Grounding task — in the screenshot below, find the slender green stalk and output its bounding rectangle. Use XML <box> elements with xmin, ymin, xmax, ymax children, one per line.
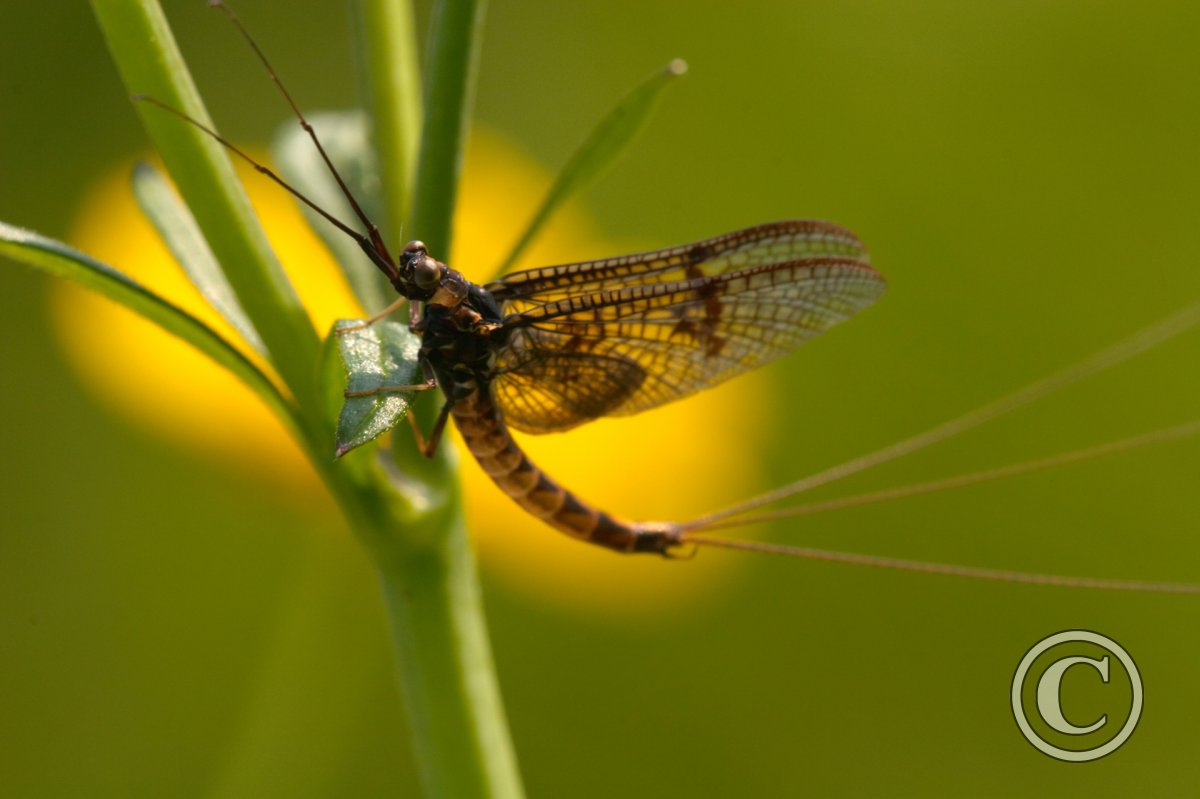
<box><xmin>359</xmin><ymin>0</ymin><xmax>423</xmax><ymax>240</ymax></box>
<box><xmin>407</xmin><ymin>0</ymin><xmax>488</xmax><ymax>262</ymax></box>
<box><xmin>378</xmin><ymin>504</ymin><xmax>526</xmax><ymax>799</ymax></box>
<box><xmin>88</xmin><ymin>1</ymin><xmax>523</xmax><ymax>797</ymax></box>
<box><xmin>388</xmin><ymin>0</ymin><xmax>486</xmax><ymax>471</ymax></box>
<box><xmin>90</xmin><ymin>0</ymin><xmax>323</xmax><ymax>413</ymax></box>
<box><xmin>362</xmin><ymin>1</ymin><xmax>524</xmax><ymax>795</ymax></box>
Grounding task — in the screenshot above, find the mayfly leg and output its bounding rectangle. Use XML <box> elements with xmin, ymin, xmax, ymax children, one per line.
<box><xmin>342</xmin><ymin>376</ymin><xmax>447</xmax><ymax>458</ymax></box>
<box><xmin>335</xmin><ymin>295</ymin><xmax>410</xmax><ymax>336</ymax></box>
<box><xmin>343</xmin><ymin>380</ymin><xmax>437</xmax><ymax>398</ymax></box>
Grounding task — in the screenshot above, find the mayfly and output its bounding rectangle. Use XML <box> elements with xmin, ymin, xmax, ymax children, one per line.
<box><xmin>142</xmin><ymin>3</ymin><xmax>1200</xmax><ymax>588</ymax></box>
<box><xmin>144</xmin><ymin>3</ymin><xmax>881</xmax><ymax>557</ymax></box>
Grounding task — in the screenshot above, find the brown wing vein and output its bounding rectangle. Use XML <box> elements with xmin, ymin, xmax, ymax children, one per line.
<box><xmin>488</xmin><ymin>219</ymin><xmax>869</xmax><ymax>305</ymax></box>
<box><xmin>490</xmin><ymin>251</ymin><xmax>885</xmax><ymax>434</ymax></box>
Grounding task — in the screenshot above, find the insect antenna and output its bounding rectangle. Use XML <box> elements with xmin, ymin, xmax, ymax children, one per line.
<box><xmin>132</xmin><ymin>94</ymin><xmax>400</xmax><ymax>285</ymax></box>
<box><xmin>207</xmin><ymin>1</ymin><xmax>397</xmax><ymax>269</ymax></box>
<box><xmin>135</xmin><ymin>1</ymin><xmax>401</xmax><ymax>285</ymax></box>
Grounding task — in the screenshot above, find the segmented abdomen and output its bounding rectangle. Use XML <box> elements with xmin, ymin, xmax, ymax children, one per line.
<box><xmin>451</xmin><ymin>386</ymin><xmax>677</xmax><ymax>554</ymax></box>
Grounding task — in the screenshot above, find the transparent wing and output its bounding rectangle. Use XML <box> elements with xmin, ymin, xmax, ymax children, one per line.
<box><xmin>487</xmin><ymin>219</ymin><xmax>869</xmax><ymax>305</ymax></box>
<box><xmin>490</xmin><ymin>233</ymin><xmax>885</xmax><ymax>434</ymax></box>
<box><xmin>491</xmin><ymin>349</ymin><xmax>648</xmax><ymax>433</ymax></box>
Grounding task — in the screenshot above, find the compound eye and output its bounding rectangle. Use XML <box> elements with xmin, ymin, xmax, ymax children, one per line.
<box><xmin>412</xmin><ymin>254</ymin><xmax>441</xmax><ymax>291</ymax></box>
<box><xmin>402</xmin><ymin>240</ymin><xmax>427</xmax><ymax>257</ymax></box>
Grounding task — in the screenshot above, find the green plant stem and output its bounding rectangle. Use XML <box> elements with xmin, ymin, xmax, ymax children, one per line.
<box><xmin>361</xmin><ymin>1</ymin><xmax>523</xmax><ymax>795</ymax></box>
<box><xmin>407</xmin><ymin>0</ymin><xmax>488</xmax><ymax>262</ymax></box>
<box><xmin>92</xmin><ymin>1</ymin><xmax>523</xmax><ymax>797</ymax></box>
<box><xmin>315</xmin><ymin>445</ymin><xmax>522</xmax><ymax>799</ymax></box>
<box><xmin>377</xmin><ymin>505</ymin><xmax>525</xmax><ymax>799</ymax></box>
<box><xmin>359</xmin><ymin>0</ymin><xmax>422</xmax><ymax>241</ymax></box>
<box><xmin>90</xmin><ymin>0</ymin><xmax>323</xmax><ymax>414</ymax></box>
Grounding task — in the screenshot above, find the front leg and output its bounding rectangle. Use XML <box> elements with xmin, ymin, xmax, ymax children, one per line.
<box><xmin>408</xmin><ymin>300</ymin><xmax>427</xmax><ymax>334</ymax></box>
<box><xmin>342</xmin><ymin>377</ymin><xmax>437</xmax><ymax>398</ymax></box>
<box><xmin>333</xmin><ymin>295</ymin><xmax>409</xmax><ymax>335</ymax></box>
<box><xmin>342</xmin><ymin>351</ymin><xmax>438</xmax><ymax>397</ymax></box>
<box><xmin>342</xmin><ymin>355</ymin><xmax>452</xmax><ymax>458</ymax></box>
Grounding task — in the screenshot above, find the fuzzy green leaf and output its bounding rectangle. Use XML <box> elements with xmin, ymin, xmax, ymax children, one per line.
<box><xmin>272</xmin><ymin>111</ymin><xmax>393</xmax><ymax>313</ymax></box>
<box><xmin>497</xmin><ymin>58</ymin><xmax>688</xmax><ymax>276</ymax></box>
<box><xmin>333</xmin><ymin>318</ymin><xmax>424</xmax><ymax>457</ymax></box>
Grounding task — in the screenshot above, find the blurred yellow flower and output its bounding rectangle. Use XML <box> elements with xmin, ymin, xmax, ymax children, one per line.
<box><xmin>57</xmin><ymin>129</ymin><xmax>773</xmax><ymax>617</ymax></box>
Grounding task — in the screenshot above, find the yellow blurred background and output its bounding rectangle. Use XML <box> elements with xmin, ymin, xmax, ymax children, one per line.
<box><xmin>2</xmin><ymin>1</ymin><xmax>1199</xmax><ymax>796</ymax></box>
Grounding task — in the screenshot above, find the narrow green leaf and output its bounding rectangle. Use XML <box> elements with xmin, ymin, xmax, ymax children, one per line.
<box><xmin>0</xmin><ymin>221</ymin><xmax>298</xmax><ymax>437</ymax></box>
<box><xmin>272</xmin><ymin>110</ymin><xmax>392</xmax><ymax>312</ymax></box>
<box><xmin>497</xmin><ymin>59</ymin><xmax>688</xmax><ymax>277</ymax></box>
<box><xmin>333</xmin><ymin>319</ymin><xmax>423</xmax><ymax>457</ymax></box>
<box><xmin>358</xmin><ymin>0</ymin><xmax>422</xmax><ymax>239</ymax></box>
<box><xmin>131</xmin><ymin>161</ymin><xmax>266</xmax><ymax>355</ymax></box>
<box><xmin>407</xmin><ymin>0</ymin><xmax>488</xmax><ymax>263</ymax></box>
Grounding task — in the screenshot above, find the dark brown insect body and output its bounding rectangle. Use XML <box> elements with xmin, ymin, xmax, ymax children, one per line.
<box><xmin>139</xmin><ymin>1</ymin><xmax>1200</xmax><ymax>588</ymax></box>
<box><xmin>448</xmin><ymin>388</ymin><xmax>666</xmax><ymax>552</ymax></box>
<box><xmin>392</xmin><ymin>224</ymin><xmax>886</xmax><ymax>554</ymax></box>
<box><xmin>147</xmin><ymin>5</ymin><xmax>885</xmax><ymax>555</ymax></box>
<box><xmin>397</xmin><ymin>242</ymin><xmax>677</xmax><ymax>553</ymax></box>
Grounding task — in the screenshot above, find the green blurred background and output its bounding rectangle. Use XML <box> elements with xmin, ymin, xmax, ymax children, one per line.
<box><xmin>3</xmin><ymin>0</ymin><xmax>1200</xmax><ymax>796</ymax></box>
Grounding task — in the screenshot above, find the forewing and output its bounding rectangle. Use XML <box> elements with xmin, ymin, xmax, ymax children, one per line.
<box><xmin>487</xmin><ymin>219</ymin><xmax>868</xmax><ymax>307</ymax></box>
<box><xmin>492</xmin><ymin>248</ymin><xmax>885</xmax><ymax>433</ymax></box>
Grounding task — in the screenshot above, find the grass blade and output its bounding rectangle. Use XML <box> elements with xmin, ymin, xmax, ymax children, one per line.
<box><xmin>357</xmin><ymin>0</ymin><xmax>422</xmax><ymax>240</ymax></box>
<box><xmin>497</xmin><ymin>59</ymin><xmax>688</xmax><ymax>275</ymax></box>
<box><xmin>131</xmin><ymin>161</ymin><xmax>266</xmax><ymax>355</ymax></box>
<box><xmin>0</xmin><ymin>222</ymin><xmax>297</xmax><ymax>436</ymax></box>
<box><xmin>407</xmin><ymin>0</ymin><xmax>488</xmax><ymax>263</ymax></box>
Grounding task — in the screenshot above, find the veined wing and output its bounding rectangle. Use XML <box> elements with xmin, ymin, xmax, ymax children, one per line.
<box><xmin>486</xmin><ymin>220</ymin><xmax>868</xmax><ymax>307</ymax></box>
<box><xmin>491</xmin><ymin>246</ymin><xmax>885</xmax><ymax>435</ymax></box>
